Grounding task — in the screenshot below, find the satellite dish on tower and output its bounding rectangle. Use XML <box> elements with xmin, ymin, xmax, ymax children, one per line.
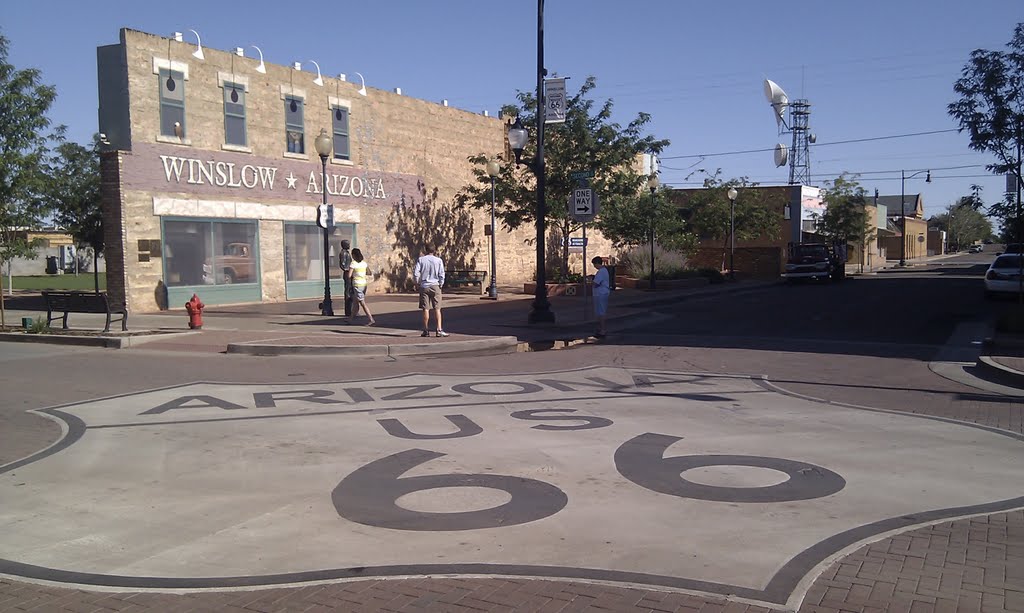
<box><xmin>763</xmin><ymin>79</ymin><xmax>789</xmax><ymax>127</ymax></box>
<box><xmin>774</xmin><ymin>143</ymin><xmax>789</xmax><ymax>168</ymax></box>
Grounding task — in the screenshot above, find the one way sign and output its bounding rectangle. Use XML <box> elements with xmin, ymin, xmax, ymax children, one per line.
<box><xmin>571</xmin><ymin>187</ymin><xmax>599</xmax><ymax>222</ymax></box>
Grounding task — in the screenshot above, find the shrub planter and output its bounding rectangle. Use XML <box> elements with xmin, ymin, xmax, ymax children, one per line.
<box><xmin>614</xmin><ymin>276</ymin><xmax>710</xmax><ymax>290</ymax></box>
<box><xmin>523</xmin><ymin>282</ymin><xmax>584</xmax><ymax>296</ymax></box>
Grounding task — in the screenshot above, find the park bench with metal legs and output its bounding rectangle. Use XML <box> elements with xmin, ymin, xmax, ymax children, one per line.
<box><xmin>42</xmin><ymin>291</ymin><xmax>128</xmax><ymax>333</ymax></box>
<box><xmin>445</xmin><ymin>270</ymin><xmax>488</xmax><ymax>295</ymax></box>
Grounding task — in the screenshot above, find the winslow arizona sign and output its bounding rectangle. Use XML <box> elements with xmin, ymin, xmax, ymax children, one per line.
<box><xmin>120</xmin><ymin>142</ymin><xmax>423</xmax><ymax>205</ymax></box>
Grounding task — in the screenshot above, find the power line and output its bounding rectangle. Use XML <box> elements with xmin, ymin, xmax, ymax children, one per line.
<box><xmin>659</xmin><ymin>128</ymin><xmax>961</xmax><ymax>161</ymax></box>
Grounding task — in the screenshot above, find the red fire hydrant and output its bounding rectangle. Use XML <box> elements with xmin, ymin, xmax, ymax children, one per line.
<box><xmin>185</xmin><ymin>293</ymin><xmax>205</xmax><ymax>330</ymax></box>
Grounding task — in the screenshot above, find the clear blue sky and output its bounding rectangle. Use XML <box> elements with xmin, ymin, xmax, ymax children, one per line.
<box><xmin>4</xmin><ymin>0</ymin><xmax>1018</xmax><ymax>219</ymax></box>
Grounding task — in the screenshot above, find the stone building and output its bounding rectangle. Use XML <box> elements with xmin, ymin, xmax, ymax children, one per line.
<box><xmin>96</xmin><ymin>28</ymin><xmax>551</xmax><ymax>312</ymax></box>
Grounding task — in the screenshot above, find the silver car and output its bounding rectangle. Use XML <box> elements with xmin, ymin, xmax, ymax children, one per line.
<box><xmin>984</xmin><ymin>254</ymin><xmax>1024</xmax><ymax>297</ymax></box>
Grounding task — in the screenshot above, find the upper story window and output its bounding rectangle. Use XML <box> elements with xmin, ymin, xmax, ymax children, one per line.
<box><xmin>223</xmin><ymin>82</ymin><xmax>247</xmax><ymax>147</ymax></box>
<box><xmin>332</xmin><ymin>106</ymin><xmax>350</xmax><ymax>161</ymax></box>
<box><xmin>285</xmin><ymin>96</ymin><xmax>305</xmax><ymax>154</ymax></box>
<box><xmin>159</xmin><ymin>68</ymin><xmax>186</xmax><ymax>139</ymax></box>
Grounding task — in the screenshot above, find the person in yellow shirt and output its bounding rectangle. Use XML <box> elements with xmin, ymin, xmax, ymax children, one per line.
<box><xmin>349</xmin><ymin>249</ymin><xmax>375</xmax><ymax>326</ymax></box>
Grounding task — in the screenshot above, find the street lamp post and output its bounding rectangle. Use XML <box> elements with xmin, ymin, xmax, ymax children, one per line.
<box><xmin>727</xmin><ymin>187</ymin><xmax>738</xmax><ymax>280</ymax></box>
<box><xmin>507</xmin><ymin>1</ymin><xmax>556</xmax><ymax>325</ymax></box>
<box><xmin>647</xmin><ymin>173</ymin><xmax>659</xmax><ymax>290</ymax></box>
<box><xmin>485</xmin><ymin>159</ymin><xmax>501</xmax><ymax>299</ymax></box>
<box><xmin>314</xmin><ymin>129</ymin><xmax>334</xmax><ymax>316</ymax></box>
<box><xmin>899</xmin><ymin>169</ymin><xmax>931</xmax><ymax>267</ymax></box>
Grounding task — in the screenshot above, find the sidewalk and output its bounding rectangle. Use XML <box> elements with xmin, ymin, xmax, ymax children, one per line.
<box><xmin>0</xmin><ymin>279</ymin><xmax>778</xmax><ymax>356</ymax></box>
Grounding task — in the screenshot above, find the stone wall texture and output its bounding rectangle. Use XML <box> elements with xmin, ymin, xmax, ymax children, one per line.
<box><xmin>102</xmin><ymin>28</ymin><xmax>570</xmax><ymax>312</ymax></box>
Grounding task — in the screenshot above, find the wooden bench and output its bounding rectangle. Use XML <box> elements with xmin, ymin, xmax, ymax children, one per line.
<box><xmin>42</xmin><ymin>291</ymin><xmax>128</xmax><ymax>333</ymax></box>
<box><xmin>445</xmin><ymin>270</ymin><xmax>488</xmax><ymax>295</ymax></box>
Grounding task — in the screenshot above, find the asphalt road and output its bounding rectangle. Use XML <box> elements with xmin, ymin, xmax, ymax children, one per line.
<box><xmin>2</xmin><ymin>253</ymin><xmax>1023</xmax><ymax>612</ymax></box>
<box><xmin>625</xmin><ymin>251</ymin><xmax>1011</xmax><ymax>356</ymax></box>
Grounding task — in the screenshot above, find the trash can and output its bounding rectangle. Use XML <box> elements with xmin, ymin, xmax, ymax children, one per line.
<box><xmin>45</xmin><ymin>256</ymin><xmax>59</xmax><ymax>275</ymax></box>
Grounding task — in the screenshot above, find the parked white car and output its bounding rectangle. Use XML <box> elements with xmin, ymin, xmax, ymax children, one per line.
<box><xmin>984</xmin><ymin>254</ymin><xmax>1024</xmax><ymax>297</ymax></box>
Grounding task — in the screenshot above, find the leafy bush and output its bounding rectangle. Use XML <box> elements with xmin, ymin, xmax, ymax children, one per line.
<box><xmin>25</xmin><ymin>317</ymin><xmax>50</xmax><ymax>334</ymax></box>
<box><xmin>697</xmin><ymin>268</ymin><xmax>725</xmax><ymax>284</ymax></box>
<box><xmin>549</xmin><ymin>271</ymin><xmax>584</xmax><ymax>284</ymax></box>
<box><xmin>618</xmin><ymin>244</ymin><xmax>688</xmax><ymax>280</ymax></box>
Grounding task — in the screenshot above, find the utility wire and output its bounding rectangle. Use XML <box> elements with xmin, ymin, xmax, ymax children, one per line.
<box><xmin>659</xmin><ymin>128</ymin><xmax>961</xmax><ymax>160</ymax></box>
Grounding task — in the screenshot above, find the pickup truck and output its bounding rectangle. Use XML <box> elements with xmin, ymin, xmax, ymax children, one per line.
<box><xmin>205</xmin><ymin>242</ymin><xmax>256</xmax><ymax>284</ymax></box>
<box><xmin>782</xmin><ymin>242</ymin><xmax>846</xmax><ymax>282</ymax></box>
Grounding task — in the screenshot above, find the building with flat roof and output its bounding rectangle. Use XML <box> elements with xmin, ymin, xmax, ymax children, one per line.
<box><xmin>97</xmin><ymin>28</ymin><xmax>543</xmax><ymax>312</ymax></box>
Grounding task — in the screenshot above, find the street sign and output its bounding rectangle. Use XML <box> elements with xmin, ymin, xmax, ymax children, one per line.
<box><xmin>570</xmin><ymin>188</ymin><xmax>599</xmax><ymax>222</ymax></box>
<box><xmin>570</xmin><ymin>170</ymin><xmax>595</xmax><ymax>181</ymax></box>
<box><xmin>316</xmin><ymin>204</ymin><xmax>335</xmax><ymax>229</ymax></box>
<box><xmin>544</xmin><ymin>78</ymin><xmax>567</xmax><ymax>124</ymax></box>
<box><xmin>569</xmin><ymin>237</ymin><xmax>587</xmax><ymax>247</ymax></box>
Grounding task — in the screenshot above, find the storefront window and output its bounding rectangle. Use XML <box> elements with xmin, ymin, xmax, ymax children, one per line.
<box><xmin>284</xmin><ymin>223</ymin><xmax>354</xmax><ymax>281</ymax></box>
<box><xmin>163</xmin><ymin>219</ymin><xmax>259</xmax><ymax>287</ymax></box>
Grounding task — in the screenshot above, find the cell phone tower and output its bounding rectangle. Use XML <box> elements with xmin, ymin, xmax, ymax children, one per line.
<box><xmin>764</xmin><ymin>79</ymin><xmax>815</xmax><ymax>185</ymax></box>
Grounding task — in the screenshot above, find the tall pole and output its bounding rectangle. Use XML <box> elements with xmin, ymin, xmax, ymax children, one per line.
<box><xmin>488</xmin><ymin>175</ymin><xmax>498</xmax><ymax>299</ymax></box>
<box><xmin>730</xmin><ymin>197</ymin><xmax>736</xmax><ymax>280</ymax></box>
<box><xmin>528</xmin><ymin>0</ymin><xmax>554</xmax><ymax>323</ymax></box>
<box><xmin>1017</xmin><ymin>127</ymin><xmax>1022</xmax><ymax>305</ymax></box>
<box><xmin>900</xmin><ymin>170</ymin><xmax>907</xmax><ymax>267</ymax></box>
<box><xmin>649</xmin><ymin>190</ymin><xmax>656</xmax><ymax>291</ymax></box>
<box><xmin>320</xmin><ymin>155</ymin><xmax>334</xmax><ymax>316</ymax></box>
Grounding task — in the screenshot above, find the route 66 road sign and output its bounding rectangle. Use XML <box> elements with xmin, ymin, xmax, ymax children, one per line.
<box><xmin>570</xmin><ymin>187</ymin><xmax>598</xmax><ymax>222</ymax></box>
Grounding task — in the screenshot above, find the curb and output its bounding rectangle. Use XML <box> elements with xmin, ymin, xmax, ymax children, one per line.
<box><xmin>976</xmin><ymin>354</ymin><xmax>1024</xmax><ymax>388</ymax></box>
<box><xmin>0</xmin><ymin>332</ymin><xmax>125</xmax><ymax>349</ymax></box>
<box><xmin>226</xmin><ymin>335</ymin><xmax>520</xmax><ymax>357</ymax></box>
<box><xmin>0</xmin><ymin>330</ymin><xmax>198</xmax><ymax>350</ymax></box>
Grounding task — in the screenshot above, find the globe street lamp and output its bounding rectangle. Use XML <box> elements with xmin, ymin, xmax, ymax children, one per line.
<box><xmin>899</xmin><ymin>169</ymin><xmax>931</xmax><ymax>267</ymax></box>
<box><xmin>508</xmin><ymin>111</ymin><xmax>555</xmax><ymax>323</ymax></box>
<box><xmin>485</xmin><ymin>159</ymin><xmax>501</xmax><ymax>299</ymax></box>
<box><xmin>314</xmin><ymin>128</ymin><xmax>334</xmax><ymax>316</ymax></box>
<box><xmin>727</xmin><ymin>187</ymin><xmax>738</xmax><ymax>280</ymax></box>
<box><xmin>647</xmin><ymin>173</ymin><xmax>659</xmax><ymax>290</ymax></box>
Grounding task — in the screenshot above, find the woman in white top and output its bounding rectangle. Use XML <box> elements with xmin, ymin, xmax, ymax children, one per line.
<box><xmin>591</xmin><ymin>256</ymin><xmax>610</xmax><ymax>338</ymax></box>
<box><xmin>349</xmin><ymin>249</ymin><xmax>375</xmax><ymax>326</ymax></box>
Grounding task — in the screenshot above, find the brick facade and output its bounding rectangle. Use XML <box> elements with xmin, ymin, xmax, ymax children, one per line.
<box><xmin>98</xmin><ymin>29</ymin><xmax>613</xmax><ymax>312</ymax></box>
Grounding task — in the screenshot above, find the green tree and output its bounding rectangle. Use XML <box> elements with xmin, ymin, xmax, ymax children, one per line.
<box><xmin>948</xmin><ymin>23</ymin><xmax>1024</xmax><ymax>242</ymax></box>
<box><xmin>0</xmin><ymin>32</ymin><xmax>59</xmax><ymax>326</ymax></box>
<box><xmin>48</xmin><ymin>136</ymin><xmax>104</xmax><ymax>293</ymax></box>
<box><xmin>678</xmin><ymin>170</ymin><xmax>781</xmax><ymax>271</ymax></box>
<box><xmin>596</xmin><ymin>182</ymin><xmax>695</xmax><ymax>252</ymax></box>
<box><xmin>930</xmin><ymin>187</ymin><xmax>993</xmax><ymax>249</ymax></box>
<box><xmin>818</xmin><ymin>173</ymin><xmax>872</xmax><ymax>247</ymax></box>
<box><xmin>454</xmin><ymin>76</ymin><xmax>669</xmax><ymax>277</ymax></box>
<box><xmin>933</xmin><ymin>200</ymin><xmax>995</xmax><ymax>250</ymax></box>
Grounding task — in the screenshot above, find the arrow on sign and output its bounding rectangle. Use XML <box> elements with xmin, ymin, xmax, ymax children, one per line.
<box><xmin>574</xmin><ymin>188</ymin><xmax>593</xmax><ymax>213</ymax></box>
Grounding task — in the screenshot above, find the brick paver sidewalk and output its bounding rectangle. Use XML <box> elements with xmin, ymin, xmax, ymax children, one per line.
<box><xmin>2</xmin><ymin>510</ymin><xmax>1021</xmax><ymax>612</ymax></box>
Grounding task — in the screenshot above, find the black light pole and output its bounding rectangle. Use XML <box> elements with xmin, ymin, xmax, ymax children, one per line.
<box><xmin>647</xmin><ymin>173</ymin><xmax>658</xmax><ymax>290</ymax></box>
<box><xmin>486</xmin><ymin>159</ymin><xmax>500</xmax><ymax>299</ymax></box>
<box><xmin>314</xmin><ymin>129</ymin><xmax>334</xmax><ymax>316</ymax></box>
<box><xmin>508</xmin><ymin>0</ymin><xmax>555</xmax><ymax>323</ymax></box>
<box><xmin>727</xmin><ymin>187</ymin><xmax>738</xmax><ymax>280</ymax></box>
<box><xmin>899</xmin><ymin>169</ymin><xmax>931</xmax><ymax>267</ymax></box>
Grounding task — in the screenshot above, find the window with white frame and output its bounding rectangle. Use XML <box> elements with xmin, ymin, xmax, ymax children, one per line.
<box><xmin>285</xmin><ymin>96</ymin><xmax>304</xmax><ymax>154</ymax></box>
<box><xmin>223</xmin><ymin>82</ymin><xmax>246</xmax><ymax>147</ymax></box>
<box><xmin>159</xmin><ymin>68</ymin><xmax>186</xmax><ymax>138</ymax></box>
<box><xmin>332</xmin><ymin>106</ymin><xmax>350</xmax><ymax>160</ymax></box>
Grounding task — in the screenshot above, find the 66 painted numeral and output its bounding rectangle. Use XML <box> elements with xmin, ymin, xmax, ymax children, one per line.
<box><xmin>332</xmin><ymin>449</ymin><xmax>568</xmax><ymax>531</ymax></box>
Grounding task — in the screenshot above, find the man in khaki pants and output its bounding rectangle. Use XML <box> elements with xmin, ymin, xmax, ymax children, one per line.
<box><xmin>414</xmin><ymin>245</ymin><xmax>448</xmax><ymax>337</ymax></box>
